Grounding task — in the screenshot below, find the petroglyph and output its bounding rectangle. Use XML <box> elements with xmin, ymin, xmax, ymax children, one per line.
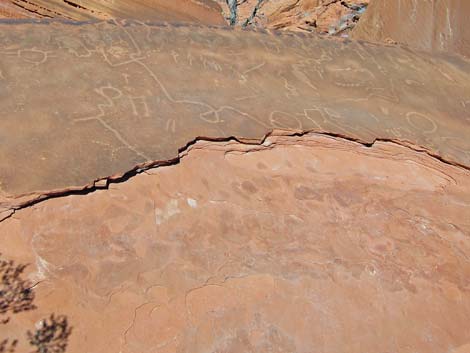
<box><xmin>298</xmin><ymin>108</ymin><xmax>325</xmax><ymax>130</ymax></box>
<box><xmin>202</xmin><ymin>57</ymin><xmax>222</xmax><ymax>72</ymax></box>
<box><xmin>128</xmin><ymin>96</ymin><xmax>151</xmax><ymax>118</ymax></box>
<box><xmin>406</xmin><ymin>112</ymin><xmax>438</xmax><ymax>135</ymax></box>
<box><xmin>54</xmin><ymin>35</ymin><xmax>93</xmax><ymax>58</ymax></box>
<box><xmin>74</xmin><ymin>84</ymin><xmax>150</xmax><ymax>161</ymax></box>
<box><xmin>122</xmin><ymin>73</ymin><xmax>130</xmax><ymax>84</ymax></box>
<box><xmin>166</xmin><ymin>119</ymin><xmax>176</xmax><ymax>134</ymax></box>
<box><xmin>269</xmin><ymin>111</ymin><xmax>303</xmax><ymax>130</ymax></box>
<box><xmin>1</xmin><ymin>47</ymin><xmax>55</xmax><ymax>66</ymax></box>
<box><xmin>243</xmin><ymin>61</ymin><xmax>266</xmax><ymax>75</ymax></box>
<box><xmin>282</xmin><ymin>78</ymin><xmax>300</xmax><ymax>99</ymax></box>
<box><xmin>0</xmin><ymin>20</ymin><xmax>469</xmax><ymax>198</ymax></box>
<box><xmin>170</xmin><ymin>50</ymin><xmax>179</xmax><ymax>64</ymax></box>
<box><xmin>18</xmin><ymin>48</ymin><xmax>55</xmax><ymax>66</ymax></box>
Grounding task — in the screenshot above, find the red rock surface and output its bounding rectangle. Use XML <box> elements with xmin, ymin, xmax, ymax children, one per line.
<box><xmin>0</xmin><ymin>0</ymin><xmax>369</xmax><ymax>34</ymax></box>
<box><xmin>1</xmin><ymin>3</ymin><xmax>470</xmax><ymax>352</ymax></box>
<box><xmin>351</xmin><ymin>0</ymin><xmax>470</xmax><ymax>58</ymax></box>
<box><xmin>1</xmin><ymin>20</ymin><xmax>469</xmax><ymax>221</ymax></box>
<box><xmin>0</xmin><ymin>0</ymin><xmax>225</xmax><ymax>24</ymax></box>
<box><xmin>217</xmin><ymin>0</ymin><xmax>369</xmax><ymax>34</ymax></box>
<box><xmin>1</xmin><ymin>132</ymin><xmax>470</xmax><ymax>352</ymax></box>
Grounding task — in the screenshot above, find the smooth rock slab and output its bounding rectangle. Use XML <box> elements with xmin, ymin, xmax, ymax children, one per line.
<box><xmin>0</xmin><ymin>20</ymin><xmax>469</xmax><ymax>203</ymax></box>
<box><xmin>1</xmin><ymin>133</ymin><xmax>469</xmax><ymax>353</ymax></box>
<box><xmin>352</xmin><ymin>0</ymin><xmax>470</xmax><ymax>58</ymax></box>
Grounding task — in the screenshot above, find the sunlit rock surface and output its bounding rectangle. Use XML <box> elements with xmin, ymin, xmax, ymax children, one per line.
<box><xmin>0</xmin><ymin>20</ymin><xmax>469</xmax><ymax>216</ymax></box>
<box><xmin>1</xmin><ymin>133</ymin><xmax>470</xmax><ymax>353</ymax></box>
<box><xmin>216</xmin><ymin>0</ymin><xmax>370</xmax><ymax>33</ymax></box>
<box><xmin>352</xmin><ymin>0</ymin><xmax>470</xmax><ymax>58</ymax></box>
<box><xmin>0</xmin><ymin>0</ymin><xmax>225</xmax><ymax>24</ymax></box>
<box><xmin>1</xmin><ymin>6</ymin><xmax>470</xmax><ymax>352</ymax></box>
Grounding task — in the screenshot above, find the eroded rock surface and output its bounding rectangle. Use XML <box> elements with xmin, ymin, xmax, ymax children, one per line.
<box><xmin>352</xmin><ymin>0</ymin><xmax>470</xmax><ymax>58</ymax></box>
<box><xmin>0</xmin><ymin>0</ymin><xmax>225</xmax><ymax>24</ymax></box>
<box><xmin>217</xmin><ymin>0</ymin><xmax>369</xmax><ymax>34</ymax></box>
<box><xmin>1</xmin><ymin>133</ymin><xmax>470</xmax><ymax>353</ymax></box>
<box><xmin>0</xmin><ymin>20</ymin><xmax>469</xmax><ymax>214</ymax></box>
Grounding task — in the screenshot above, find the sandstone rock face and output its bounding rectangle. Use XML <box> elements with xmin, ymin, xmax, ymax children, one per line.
<box><xmin>1</xmin><ymin>133</ymin><xmax>470</xmax><ymax>353</ymax></box>
<box><xmin>351</xmin><ymin>0</ymin><xmax>470</xmax><ymax>58</ymax></box>
<box><xmin>0</xmin><ymin>0</ymin><xmax>225</xmax><ymax>25</ymax></box>
<box><xmin>217</xmin><ymin>0</ymin><xmax>369</xmax><ymax>34</ymax></box>
<box><xmin>1</xmin><ymin>11</ymin><xmax>470</xmax><ymax>353</ymax></box>
<box><xmin>1</xmin><ymin>21</ymin><xmax>469</xmax><ymax>217</ymax></box>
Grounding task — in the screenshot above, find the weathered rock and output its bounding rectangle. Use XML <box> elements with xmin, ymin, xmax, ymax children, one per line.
<box><xmin>1</xmin><ymin>132</ymin><xmax>469</xmax><ymax>353</ymax></box>
<box><xmin>217</xmin><ymin>0</ymin><xmax>369</xmax><ymax>33</ymax></box>
<box><xmin>0</xmin><ymin>20</ymin><xmax>469</xmax><ymax>216</ymax></box>
<box><xmin>351</xmin><ymin>0</ymin><xmax>470</xmax><ymax>58</ymax></box>
<box><xmin>0</xmin><ymin>0</ymin><xmax>225</xmax><ymax>25</ymax></box>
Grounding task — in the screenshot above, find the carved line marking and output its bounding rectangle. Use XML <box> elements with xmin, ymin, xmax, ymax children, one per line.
<box><xmin>187</xmin><ymin>52</ymin><xmax>194</xmax><ymax>66</ymax></box>
<box><xmin>128</xmin><ymin>96</ymin><xmax>150</xmax><ymax>118</ymax></box>
<box><xmin>243</xmin><ymin>61</ymin><xmax>266</xmax><ymax>75</ymax></box>
<box><xmin>112</xmin><ymin>20</ymin><xmax>269</xmax><ymax>129</ymax></box>
<box><xmin>235</xmin><ymin>95</ymin><xmax>259</xmax><ymax>102</ymax></box>
<box><xmin>171</xmin><ymin>50</ymin><xmax>179</xmax><ymax>64</ymax></box>
<box><xmin>405</xmin><ymin>79</ymin><xmax>425</xmax><ymax>86</ymax></box>
<box><xmin>74</xmin><ymin>84</ymin><xmax>151</xmax><ymax>160</ymax></box>
<box><xmin>269</xmin><ymin>111</ymin><xmax>303</xmax><ymax>130</ymax></box>
<box><xmin>406</xmin><ymin>112</ymin><xmax>438</xmax><ymax>134</ymax></box>
<box><xmin>13</xmin><ymin>20</ymin><xmax>461</xmax><ymax>162</ymax></box>
<box><xmin>166</xmin><ymin>119</ymin><xmax>176</xmax><ymax>133</ymax></box>
<box><xmin>230</xmin><ymin>65</ymin><xmax>248</xmax><ymax>85</ymax></box>
<box><xmin>297</xmin><ymin>108</ymin><xmax>323</xmax><ymax>129</ymax></box>
<box><xmin>18</xmin><ymin>48</ymin><xmax>55</xmax><ymax>66</ymax></box>
<box><xmin>91</xmin><ymin>140</ymin><xmax>128</xmax><ymax>160</ymax></box>
<box><xmin>388</xmin><ymin>127</ymin><xmax>411</xmax><ymax>139</ymax></box>
<box><xmin>201</xmin><ymin>55</ymin><xmax>222</xmax><ymax>72</ymax></box>
<box><xmin>437</xmin><ymin>67</ymin><xmax>455</xmax><ymax>83</ymax></box>
<box><xmin>283</xmin><ymin>77</ymin><xmax>299</xmax><ymax>99</ymax></box>
<box><xmin>57</xmin><ymin>36</ymin><xmax>93</xmax><ymax>58</ymax></box>
<box><xmin>291</xmin><ymin>61</ymin><xmax>319</xmax><ymax>93</ymax></box>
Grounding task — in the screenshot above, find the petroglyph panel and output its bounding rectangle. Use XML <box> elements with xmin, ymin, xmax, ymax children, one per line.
<box><xmin>0</xmin><ymin>20</ymin><xmax>469</xmax><ymax>199</ymax></box>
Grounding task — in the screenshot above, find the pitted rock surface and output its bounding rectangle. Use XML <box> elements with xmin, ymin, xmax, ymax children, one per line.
<box><xmin>0</xmin><ymin>20</ymin><xmax>469</xmax><ymax>212</ymax></box>
<box><xmin>1</xmin><ymin>133</ymin><xmax>470</xmax><ymax>353</ymax></box>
